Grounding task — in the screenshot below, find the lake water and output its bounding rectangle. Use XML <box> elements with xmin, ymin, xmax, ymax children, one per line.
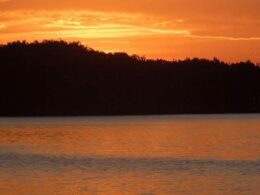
<box><xmin>0</xmin><ymin>115</ymin><xmax>259</xmax><ymax>195</ymax></box>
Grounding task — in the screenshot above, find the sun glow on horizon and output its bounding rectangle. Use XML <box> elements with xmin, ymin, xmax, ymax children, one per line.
<box><xmin>0</xmin><ymin>0</ymin><xmax>260</xmax><ymax>62</ymax></box>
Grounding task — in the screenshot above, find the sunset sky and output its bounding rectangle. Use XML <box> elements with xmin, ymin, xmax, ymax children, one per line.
<box><xmin>0</xmin><ymin>0</ymin><xmax>260</xmax><ymax>62</ymax></box>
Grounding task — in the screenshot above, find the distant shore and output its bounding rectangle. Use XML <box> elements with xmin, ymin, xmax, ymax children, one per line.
<box><xmin>0</xmin><ymin>40</ymin><xmax>259</xmax><ymax>116</ymax></box>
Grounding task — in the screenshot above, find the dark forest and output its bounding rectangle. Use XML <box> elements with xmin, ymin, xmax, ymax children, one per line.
<box><xmin>0</xmin><ymin>40</ymin><xmax>259</xmax><ymax>116</ymax></box>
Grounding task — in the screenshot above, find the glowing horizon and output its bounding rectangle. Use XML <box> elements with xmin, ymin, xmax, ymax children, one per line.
<box><xmin>0</xmin><ymin>0</ymin><xmax>260</xmax><ymax>62</ymax></box>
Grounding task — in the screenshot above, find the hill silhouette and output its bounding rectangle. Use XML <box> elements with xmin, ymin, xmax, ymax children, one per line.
<box><xmin>0</xmin><ymin>40</ymin><xmax>259</xmax><ymax>116</ymax></box>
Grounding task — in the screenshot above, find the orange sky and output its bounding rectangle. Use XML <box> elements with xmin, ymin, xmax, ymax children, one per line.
<box><xmin>0</xmin><ymin>0</ymin><xmax>260</xmax><ymax>62</ymax></box>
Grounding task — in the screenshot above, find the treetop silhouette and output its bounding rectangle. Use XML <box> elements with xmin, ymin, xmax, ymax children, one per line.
<box><xmin>0</xmin><ymin>40</ymin><xmax>259</xmax><ymax>116</ymax></box>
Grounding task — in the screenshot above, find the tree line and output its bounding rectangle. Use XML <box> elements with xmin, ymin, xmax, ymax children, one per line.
<box><xmin>0</xmin><ymin>40</ymin><xmax>259</xmax><ymax>116</ymax></box>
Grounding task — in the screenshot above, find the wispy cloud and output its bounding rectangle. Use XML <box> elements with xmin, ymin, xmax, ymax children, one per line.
<box><xmin>0</xmin><ymin>11</ymin><xmax>190</xmax><ymax>39</ymax></box>
<box><xmin>188</xmin><ymin>34</ymin><xmax>260</xmax><ymax>41</ymax></box>
<box><xmin>0</xmin><ymin>23</ymin><xmax>6</xmax><ymax>29</ymax></box>
<box><xmin>1</xmin><ymin>10</ymin><xmax>259</xmax><ymax>41</ymax></box>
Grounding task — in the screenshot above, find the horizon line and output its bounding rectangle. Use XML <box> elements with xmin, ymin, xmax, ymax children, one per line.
<box><xmin>1</xmin><ymin>39</ymin><xmax>259</xmax><ymax>65</ymax></box>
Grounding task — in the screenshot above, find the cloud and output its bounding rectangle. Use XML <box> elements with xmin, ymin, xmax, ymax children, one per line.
<box><xmin>1</xmin><ymin>10</ymin><xmax>259</xmax><ymax>43</ymax></box>
<box><xmin>188</xmin><ymin>35</ymin><xmax>260</xmax><ymax>41</ymax></box>
<box><xmin>0</xmin><ymin>11</ymin><xmax>190</xmax><ymax>39</ymax></box>
<box><xmin>0</xmin><ymin>23</ymin><xmax>6</xmax><ymax>29</ymax></box>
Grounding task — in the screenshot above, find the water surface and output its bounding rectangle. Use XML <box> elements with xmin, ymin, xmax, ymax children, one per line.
<box><xmin>0</xmin><ymin>115</ymin><xmax>259</xmax><ymax>194</ymax></box>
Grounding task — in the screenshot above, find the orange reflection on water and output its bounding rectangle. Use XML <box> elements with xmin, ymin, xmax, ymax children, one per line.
<box><xmin>0</xmin><ymin>115</ymin><xmax>259</xmax><ymax>160</ymax></box>
<box><xmin>0</xmin><ymin>155</ymin><xmax>259</xmax><ymax>195</ymax></box>
<box><xmin>0</xmin><ymin>115</ymin><xmax>260</xmax><ymax>195</ymax></box>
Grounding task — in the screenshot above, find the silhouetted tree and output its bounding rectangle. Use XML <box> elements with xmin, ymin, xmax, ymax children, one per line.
<box><xmin>0</xmin><ymin>40</ymin><xmax>259</xmax><ymax>116</ymax></box>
